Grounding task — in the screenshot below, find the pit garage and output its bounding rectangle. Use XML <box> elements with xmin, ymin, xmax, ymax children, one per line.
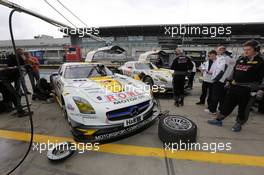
<box><xmin>0</xmin><ymin>67</ymin><xmax>264</xmax><ymax>175</ymax></box>
<box><xmin>1</xmin><ymin>0</ymin><xmax>264</xmax><ymax>175</ymax></box>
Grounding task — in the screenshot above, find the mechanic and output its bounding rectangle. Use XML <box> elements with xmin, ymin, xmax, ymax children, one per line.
<box><xmin>208</xmin><ymin>40</ymin><xmax>264</xmax><ymax>132</ymax></box>
<box><xmin>7</xmin><ymin>48</ymin><xmax>31</xmax><ymax>95</ymax></box>
<box><xmin>186</xmin><ymin>58</ymin><xmax>196</xmax><ymax>89</ymax></box>
<box><xmin>206</xmin><ymin>46</ymin><xmax>235</xmax><ymax>114</ymax></box>
<box><xmin>0</xmin><ymin>67</ymin><xmax>31</xmax><ymax>117</ymax></box>
<box><xmin>171</xmin><ymin>48</ymin><xmax>193</xmax><ymax>107</ymax></box>
<box><xmin>196</xmin><ymin>50</ymin><xmax>216</xmax><ymax>106</ymax></box>
<box><xmin>24</xmin><ymin>51</ymin><xmax>40</xmax><ymax>91</ymax></box>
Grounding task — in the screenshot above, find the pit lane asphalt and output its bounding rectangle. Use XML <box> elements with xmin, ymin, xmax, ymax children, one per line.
<box><xmin>0</xmin><ymin>71</ymin><xmax>264</xmax><ymax>175</ymax></box>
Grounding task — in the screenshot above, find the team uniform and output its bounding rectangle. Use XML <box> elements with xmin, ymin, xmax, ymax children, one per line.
<box><xmin>218</xmin><ymin>54</ymin><xmax>264</xmax><ymax>124</ymax></box>
<box><xmin>171</xmin><ymin>54</ymin><xmax>193</xmax><ymax>106</ymax></box>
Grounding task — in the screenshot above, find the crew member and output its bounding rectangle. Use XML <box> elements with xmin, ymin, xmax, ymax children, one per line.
<box><xmin>24</xmin><ymin>52</ymin><xmax>40</xmax><ymax>91</ymax></box>
<box><xmin>186</xmin><ymin>58</ymin><xmax>196</xmax><ymax>89</ymax></box>
<box><xmin>208</xmin><ymin>40</ymin><xmax>264</xmax><ymax>132</ymax></box>
<box><xmin>196</xmin><ymin>50</ymin><xmax>216</xmax><ymax>105</ymax></box>
<box><xmin>206</xmin><ymin>46</ymin><xmax>235</xmax><ymax>114</ymax></box>
<box><xmin>7</xmin><ymin>48</ymin><xmax>30</xmax><ymax>95</ymax></box>
<box><xmin>171</xmin><ymin>48</ymin><xmax>193</xmax><ymax>106</ymax></box>
<box><xmin>0</xmin><ymin>67</ymin><xmax>30</xmax><ymax>117</ymax></box>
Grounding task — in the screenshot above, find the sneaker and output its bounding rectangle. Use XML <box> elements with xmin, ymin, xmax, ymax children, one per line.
<box><xmin>204</xmin><ymin>109</ymin><xmax>216</xmax><ymax>115</ymax></box>
<box><xmin>196</xmin><ymin>101</ymin><xmax>205</xmax><ymax>105</ymax></box>
<box><xmin>232</xmin><ymin>123</ymin><xmax>242</xmax><ymax>132</ymax></box>
<box><xmin>207</xmin><ymin>119</ymin><xmax>223</xmax><ymax>126</ymax></box>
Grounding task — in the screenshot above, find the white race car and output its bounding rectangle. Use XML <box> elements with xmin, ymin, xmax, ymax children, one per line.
<box><xmin>50</xmin><ymin>47</ymin><xmax>159</xmax><ymax>142</ymax></box>
<box><xmin>118</xmin><ymin>50</ymin><xmax>174</xmax><ymax>92</ymax></box>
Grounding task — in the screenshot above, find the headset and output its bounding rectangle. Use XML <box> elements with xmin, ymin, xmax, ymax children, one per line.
<box><xmin>246</xmin><ymin>40</ymin><xmax>261</xmax><ymax>52</ymax></box>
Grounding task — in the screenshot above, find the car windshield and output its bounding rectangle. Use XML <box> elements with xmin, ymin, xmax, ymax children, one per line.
<box><xmin>64</xmin><ymin>64</ymin><xmax>113</xmax><ymax>79</ymax></box>
<box><xmin>134</xmin><ymin>62</ymin><xmax>157</xmax><ymax>70</ymax></box>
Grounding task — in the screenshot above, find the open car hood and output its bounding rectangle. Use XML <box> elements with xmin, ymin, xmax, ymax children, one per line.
<box><xmin>138</xmin><ymin>50</ymin><xmax>168</xmax><ymax>62</ymax></box>
<box><xmin>85</xmin><ymin>45</ymin><xmax>126</xmax><ymax>63</ymax></box>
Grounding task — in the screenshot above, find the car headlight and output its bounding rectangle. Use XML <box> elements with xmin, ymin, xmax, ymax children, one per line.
<box><xmin>73</xmin><ymin>96</ymin><xmax>95</xmax><ymax>114</ymax></box>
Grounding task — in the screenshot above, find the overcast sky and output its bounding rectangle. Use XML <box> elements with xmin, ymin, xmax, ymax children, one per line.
<box><xmin>0</xmin><ymin>0</ymin><xmax>264</xmax><ymax>40</ymax></box>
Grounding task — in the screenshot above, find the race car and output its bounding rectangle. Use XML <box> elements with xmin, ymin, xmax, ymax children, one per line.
<box><xmin>118</xmin><ymin>61</ymin><xmax>174</xmax><ymax>92</ymax></box>
<box><xmin>118</xmin><ymin>50</ymin><xmax>175</xmax><ymax>92</ymax></box>
<box><xmin>50</xmin><ymin>47</ymin><xmax>160</xmax><ymax>143</ymax></box>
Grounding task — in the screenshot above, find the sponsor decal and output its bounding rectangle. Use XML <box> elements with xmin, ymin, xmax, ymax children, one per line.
<box><xmin>235</xmin><ymin>64</ymin><xmax>252</xmax><ymax>71</ymax></box>
<box><xmin>105</xmin><ymin>90</ymin><xmax>144</xmax><ymax>104</ymax></box>
<box><xmin>89</xmin><ymin>76</ymin><xmax>123</xmax><ymax>93</ymax></box>
<box><xmin>247</xmin><ymin>61</ymin><xmax>258</xmax><ymax>64</ymax></box>
<box><xmin>113</xmin><ymin>97</ymin><xmax>138</xmax><ymax>105</ymax></box>
<box><xmin>124</xmin><ymin>115</ymin><xmax>143</xmax><ymax>127</ymax></box>
<box><xmin>94</xmin><ymin>116</ymin><xmax>154</xmax><ymax>140</ymax></box>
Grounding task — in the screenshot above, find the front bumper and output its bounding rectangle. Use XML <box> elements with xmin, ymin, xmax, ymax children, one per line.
<box><xmin>71</xmin><ymin>103</ymin><xmax>160</xmax><ymax>143</ymax></box>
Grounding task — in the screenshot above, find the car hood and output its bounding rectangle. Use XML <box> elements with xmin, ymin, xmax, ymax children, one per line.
<box><xmin>63</xmin><ymin>74</ymin><xmax>151</xmax><ymax>104</ymax></box>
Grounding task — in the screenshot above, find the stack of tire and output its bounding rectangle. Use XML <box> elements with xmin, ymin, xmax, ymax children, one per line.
<box><xmin>158</xmin><ymin>115</ymin><xmax>197</xmax><ymax>145</ymax></box>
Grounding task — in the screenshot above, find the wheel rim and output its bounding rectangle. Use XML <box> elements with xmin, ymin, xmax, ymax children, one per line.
<box><xmin>163</xmin><ymin>116</ymin><xmax>192</xmax><ymax>131</ymax></box>
<box><xmin>47</xmin><ymin>142</ymin><xmax>74</xmax><ymax>161</ymax></box>
<box><xmin>53</xmin><ymin>144</ymin><xmax>70</xmax><ymax>156</ymax></box>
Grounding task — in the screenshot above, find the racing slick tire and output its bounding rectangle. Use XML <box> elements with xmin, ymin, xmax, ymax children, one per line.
<box><xmin>143</xmin><ymin>76</ymin><xmax>154</xmax><ymax>87</ymax></box>
<box><xmin>158</xmin><ymin>115</ymin><xmax>197</xmax><ymax>145</ymax></box>
<box><xmin>47</xmin><ymin>142</ymin><xmax>75</xmax><ymax>161</ymax></box>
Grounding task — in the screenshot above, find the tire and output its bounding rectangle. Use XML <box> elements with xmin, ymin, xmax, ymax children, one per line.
<box><xmin>47</xmin><ymin>142</ymin><xmax>75</xmax><ymax>161</ymax></box>
<box><xmin>158</xmin><ymin>115</ymin><xmax>197</xmax><ymax>144</ymax></box>
<box><xmin>143</xmin><ymin>76</ymin><xmax>154</xmax><ymax>87</ymax></box>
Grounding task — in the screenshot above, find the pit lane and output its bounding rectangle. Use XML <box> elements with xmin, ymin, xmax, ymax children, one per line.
<box><xmin>0</xmin><ymin>70</ymin><xmax>264</xmax><ymax>175</ymax></box>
